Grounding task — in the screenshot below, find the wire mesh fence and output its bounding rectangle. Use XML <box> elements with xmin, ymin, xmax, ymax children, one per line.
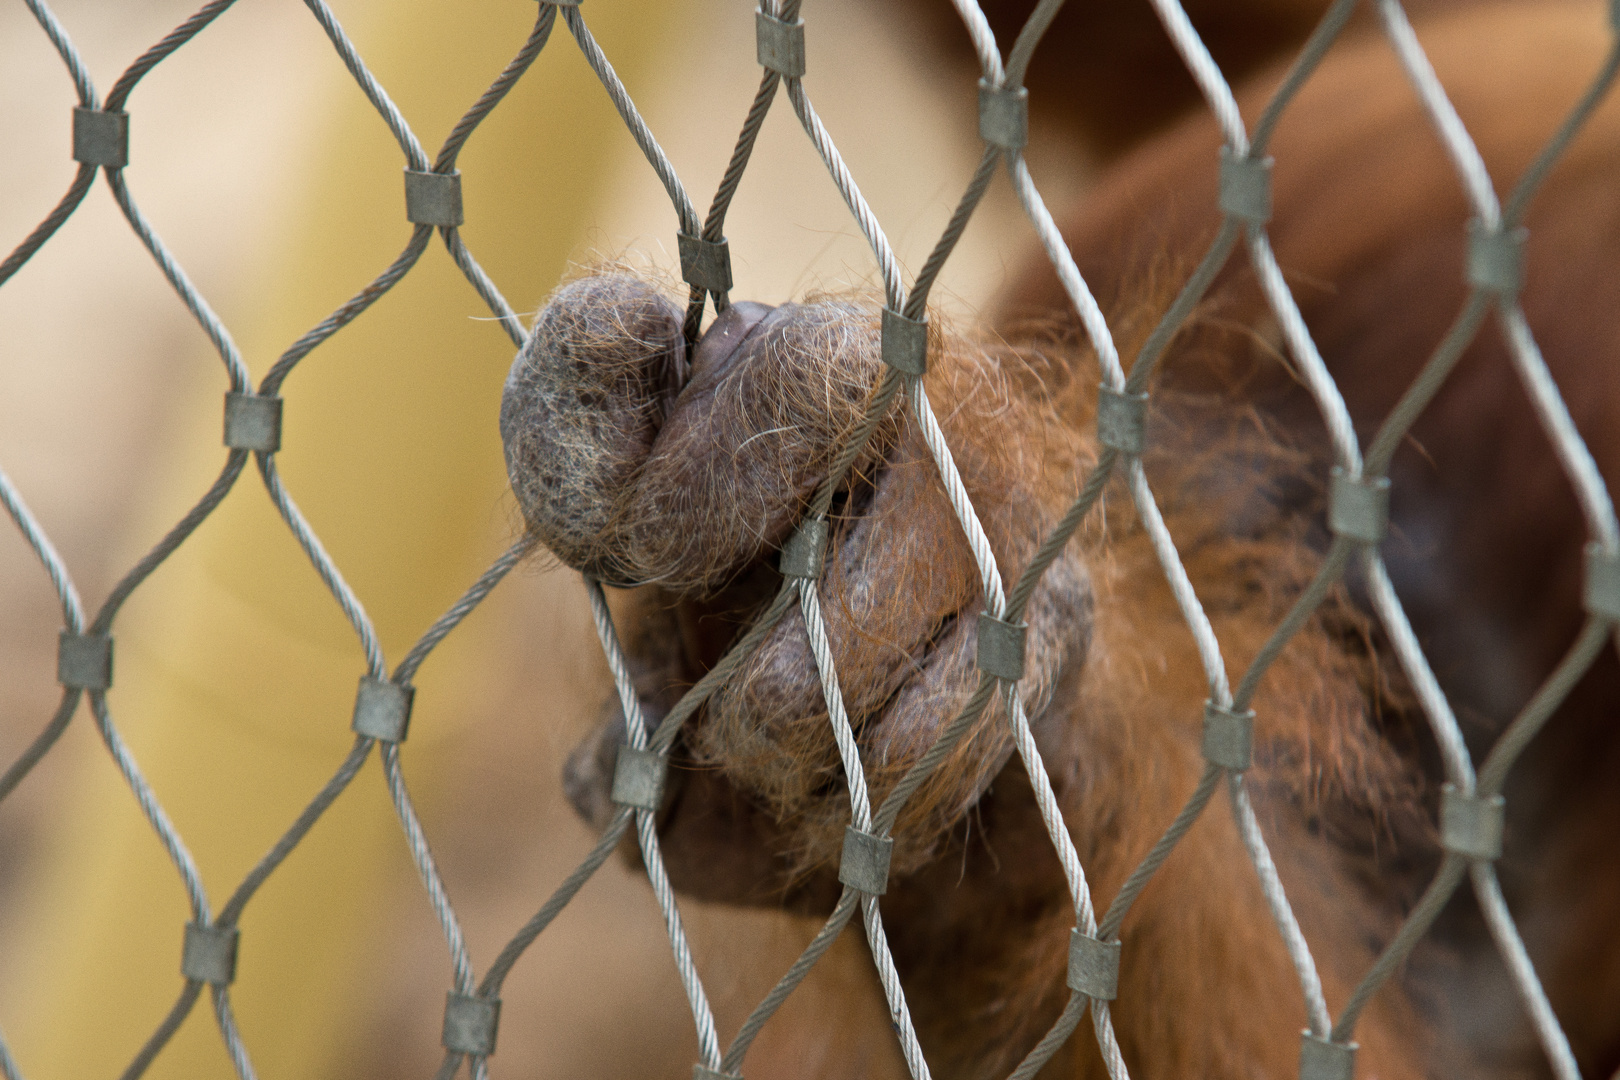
<box><xmin>2</xmin><ymin>0</ymin><xmax>1618</xmax><ymax>1078</ymax></box>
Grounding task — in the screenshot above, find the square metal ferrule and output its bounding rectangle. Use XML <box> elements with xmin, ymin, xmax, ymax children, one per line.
<box><xmin>1582</xmin><ymin>543</ymin><xmax>1620</xmax><ymax>622</ymax></box>
<box><xmin>976</xmin><ymin>612</ymin><xmax>1027</xmax><ymax>682</ymax></box>
<box><xmin>58</xmin><ymin>630</ymin><xmax>113</xmax><ymax>691</ymax></box>
<box><xmin>1328</xmin><ymin>468</ymin><xmax>1390</xmax><ymax>546</ymax></box>
<box><xmin>1466</xmin><ymin>220</ymin><xmax>1527</xmax><ymax>298</ymax></box>
<box><xmin>1096</xmin><ymin>385</ymin><xmax>1148</xmax><ymax>456</ymax></box>
<box><xmin>978</xmin><ymin>80</ymin><xmax>1028</xmax><ymax>151</ymax></box>
<box><xmin>754</xmin><ymin>8</ymin><xmax>805</xmax><ymax>78</ymax></box>
<box><xmin>72</xmin><ymin>107</ymin><xmax>128</xmax><ymax>168</ymax></box>
<box><xmin>442</xmin><ymin>991</ymin><xmax>501</xmax><ymax>1056</ymax></box>
<box><xmin>1066</xmin><ymin>930</ymin><xmax>1120</xmax><ymax>1000</ymax></box>
<box><xmin>677</xmin><ymin>232</ymin><xmax>733</xmax><ymax>295</ymax></box>
<box><xmin>1439</xmin><ymin>783</ymin><xmax>1505</xmax><ymax>861</ymax></box>
<box><xmin>352</xmin><ymin>675</ymin><xmax>415</xmax><ymax>743</ymax></box>
<box><xmin>181</xmin><ymin>921</ymin><xmax>239</xmax><ymax>986</ymax></box>
<box><xmin>780</xmin><ymin>518</ymin><xmax>829</xmax><ymax>580</ymax></box>
<box><xmin>1218</xmin><ymin>147</ymin><xmax>1273</xmax><ymax>225</ymax></box>
<box><xmin>611</xmin><ymin>745</ymin><xmax>668</xmax><ymax>812</ymax></box>
<box><xmin>1201</xmin><ymin>701</ymin><xmax>1254</xmax><ymax>772</ymax></box>
<box><xmin>838</xmin><ymin>826</ymin><xmax>893</xmax><ymax>896</ymax></box>
<box><xmin>880</xmin><ymin>307</ymin><xmax>927</xmax><ymax>376</ymax></box>
<box><xmin>404</xmin><ymin>169</ymin><xmax>464</xmax><ymax>228</ymax></box>
<box><xmin>224</xmin><ymin>391</ymin><xmax>283</xmax><ymax>452</ymax></box>
<box><xmin>1298</xmin><ymin>1033</ymin><xmax>1356</xmax><ymax>1080</ymax></box>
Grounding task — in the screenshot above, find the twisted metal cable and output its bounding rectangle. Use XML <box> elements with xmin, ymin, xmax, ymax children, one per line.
<box><xmin>1376</xmin><ymin>0</ymin><xmax>1499</xmax><ymax>227</ymax></box>
<box><xmin>587</xmin><ymin>582</ymin><xmax>722</xmax><ymax>1071</ymax></box>
<box><xmin>103</xmin><ymin>0</ymin><xmax>238</xmax><ymax>113</ymax></box>
<box><xmin>783</xmin><ymin>79</ymin><xmax>906</xmax><ymax>310</ymax></box>
<box><xmin>217</xmin><ymin>737</ymin><xmax>374</xmax><ymax>927</ymax></box>
<box><xmin>1002</xmin><ymin>0</ymin><xmax>1064</xmax><ymax>89</ymax></box>
<box><xmin>1007</xmin><ymin>693</ymin><xmax>1094</xmax><ymax>928</ymax></box>
<box><xmin>561</xmin><ymin>6</ymin><xmax>699</xmax><ymax>237</ymax></box>
<box><xmin>1499</xmin><ymin>305</ymin><xmax>1620</xmax><ymax>551</ymax></box>
<box><xmin>260</xmin><ymin>228</ymin><xmax>434</xmax><ymax>394</ymax></box>
<box><xmin>0</xmin><ymin>467</ymin><xmax>84</xmax><ymax>631</ymax></box>
<box><xmin>1471</xmin><ymin>862</ymin><xmax>1581</xmax><ymax>1080</ymax></box>
<box><xmin>301</xmin><ymin>0</ymin><xmax>429</xmax><ymax>171</ymax></box>
<box><xmin>1</xmin><ymin>0</ymin><xmax>579</xmax><ymax>1076</ymax></box>
<box><xmin>89</xmin><ymin>453</ymin><xmax>250</xmax><ymax>636</ymax></box>
<box><xmin>20</xmin><ymin>0</ymin><xmax>95</xmax><ymax>104</ymax></box>
<box><xmin>911</xmin><ymin>382</ymin><xmax>1007</xmax><ymax>615</ymax></box>
<box><xmin>383</xmin><ymin>743</ymin><xmax>476</xmax><ymax>998</ymax></box>
<box><xmin>1309</xmin><ymin>7</ymin><xmax>1620</xmax><ymax>1063</ymax></box>
<box><xmin>1228</xmin><ymin>774</ymin><xmax>1332</xmax><ymax>1036</ymax></box>
<box><xmin>1246</xmin><ymin>230</ymin><xmax>1363</xmax><ymax>475</ymax></box>
<box><xmin>1363</xmin><ymin>552</ymin><xmax>1475</xmax><ymax>788</ymax></box>
<box><xmin>948</xmin><ymin>0</ymin><xmax>1004</xmax><ymax>83</ymax></box>
<box><xmin>104</xmin><ymin>169</ymin><xmax>252</xmax><ymax>392</ymax></box>
<box><xmin>256</xmin><ymin>456</ymin><xmax>386</xmax><ymax>678</ymax></box>
<box><xmin>434</xmin><ymin>4</ymin><xmax>557</xmax><ymax>174</ymax></box>
<box><xmin>0</xmin><ymin>1027</ymin><xmax>22</xmax><ymax>1080</ymax></box>
<box><xmin>1144</xmin><ymin>0</ymin><xmax>1247</xmax><ymax>152</ymax></box>
<box><xmin>0</xmin><ymin>0</ymin><xmax>99</xmax><ymax>288</ymax></box>
<box><xmin>1125</xmin><ymin>461</ymin><xmax>1231</xmax><ymax>704</ymax></box>
<box><xmin>118</xmin><ymin>982</ymin><xmax>205</xmax><ymax>1080</ymax></box>
<box><xmin>3</xmin><ymin>0</ymin><xmax>1618</xmax><ymax>1076</ymax></box>
<box><xmin>1006</xmin><ymin>156</ymin><xmax>1123</xmax><ymax>388</ymax></box>
<box><xmin>87</xmin><ymin>694</ymin><xmax>211</xmax><ymax>921</ymax></box>
<box><xmin>798</xmin><ymin>578</ymin><xmax>932</xmax><ymax>1080</ymax></box>
<box><xmin>442</xmin><ymin>230</ymin><xmax>526</xmax><ymax>348</ymax></box>
<box><xmin>209</xmin><ymin>987</ymin><xmax>258</xmax><ymax>1080</ymax></box>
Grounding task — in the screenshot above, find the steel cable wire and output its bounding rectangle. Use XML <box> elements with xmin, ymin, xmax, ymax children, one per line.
<box><xmin>1</xmin><ymin>0</ymin><xmax>1617</xmax><ymax>1076</ymax></box>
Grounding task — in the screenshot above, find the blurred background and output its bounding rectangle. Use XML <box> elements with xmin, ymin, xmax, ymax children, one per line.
<box><xmin>0</xmin><ymin>1</ymin><xmax>1088</xmax><ymax>1076</ymax></box>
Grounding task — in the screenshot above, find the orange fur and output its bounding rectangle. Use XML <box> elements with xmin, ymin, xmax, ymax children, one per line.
<box><xmin>506</xmin><ymin>3</ymin><xmax>1620</xmax><ymax>1076</ymax></box>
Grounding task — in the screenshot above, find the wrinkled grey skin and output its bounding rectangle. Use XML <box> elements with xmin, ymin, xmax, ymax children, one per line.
<box><xmin>501</xmin><ymin>274</ymin><xmax>1094</xmax><ymax>902</ymax></box>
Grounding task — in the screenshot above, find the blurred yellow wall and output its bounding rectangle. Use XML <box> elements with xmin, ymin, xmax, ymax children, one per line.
<box><xmin>0</xmin><ymin>2</ymin><xmax>687</xmax><ymax>1076</ymax></box>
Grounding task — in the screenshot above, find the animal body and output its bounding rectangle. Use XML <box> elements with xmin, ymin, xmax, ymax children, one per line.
<box><xmin>501</xmin><ymin>2</ymin><xmax>1620</xmax><ymax>1077</ymax></box>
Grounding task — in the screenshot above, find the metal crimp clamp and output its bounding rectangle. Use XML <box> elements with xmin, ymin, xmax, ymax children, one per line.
<box><xmin>978</xmin><ymin>79</ymin><xmax>1028</xmax><ymax>151</ymax></box>
<box><xmin>755</xmin><ymin>8</ymin><xmax>805</xmax><ymax>78</ymax></box>
<box><xmin>73</xmin><ymin>107</ymin><xmax>129</xmax><ymax>169</ymax></box>
<box><xmin>1202</xmin><ymin>700</ymin><xmax>1255</xmax><ymax>771</ymax></box>
<box><xmin>881</xmin><ymin>307</ymin><xmax>927</xmax><ymax>376</ymax></box>
<box><xmin>442</xmin><ymin>991</ymin><xmax>501</xmax><ymax>1056</ymax></box>
<box><xmin>1466</xmin><ymin>219</ymin><xmax>1528</xmax><ymax>298</ymax></box>
<box><xmin>693</xmin><ymin>1067</ymin><xmax>744</xmax><ymax>1080</ymax></box>
<box><xmin>1328</xmin><ymin>468</ymin><xmax>1390</xmax><ymax>546</ymax></box>
<box><xmin>181</xmin><ymin>921</ymin><xmax>240</xmax><ymax>986</ymax></box>
<box><xmin>58</xmin><ymin>630</ymin><xmax>113</xmax><ymax>691</ymax></box>
<box><xmin>1582</xmin><ymin>543</ymin><xmax>1620</xmax><ymax>622</ymax></box>
<box><xmin>1066</xmin><ymin>930</ymin><xmax>1121</xmax><ymax>1000</ymax></box>
<box><xmin>1219</xmin><ymin>147</ymin><xmax>1273</xmax><ymax>226</ymax></box>
<box><xmin>1097</xmin><ymin>385</ymin><xmax>1148</xmax><ymax>456</ymax></box>
<box><xmin>404</xmin><ymin>169</ymin><xmax>464</xmax><ymax>228</ymax></box>
<box><xmin>1299</xmin><ymin>1033</ymin><xmax>1357</xmax><ymax>1080</ymax></box>
<box><xmin>1440</xmin><ymin>783</ymin><xmax>1505</xmax><ymax>861</ymax></box>
<box><xmin>976</xmin><ymin>612</ymin><xmax>1027</xmax><ymax>682</ymax></box>
<box><xmin>224</xmin><ymin>391</ymin><xmax>283</xmax><ymax>452</ymax></box>
<box><xmin>780</xmin><ymin>518</ymin><xmax>829</xmax><ymax>580</ymax></box>
<box><xmin>611</xmin><ymin>745</ymin><xmax>668</xmax><ymax>812</ymax></box>
<box><xmin>678</xmin><ymin>232</ymin><xmax>733</xmax><ymax>295</ymax></box>
<box><xmin>839</xmin><ymin>826</ymin><xmax>893</xmax><ymax>895</ymax></box>
<box><xmin>352</xmin><ymin>676</ymin><xmax>415</xmax><ymax>743</ymax></box>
